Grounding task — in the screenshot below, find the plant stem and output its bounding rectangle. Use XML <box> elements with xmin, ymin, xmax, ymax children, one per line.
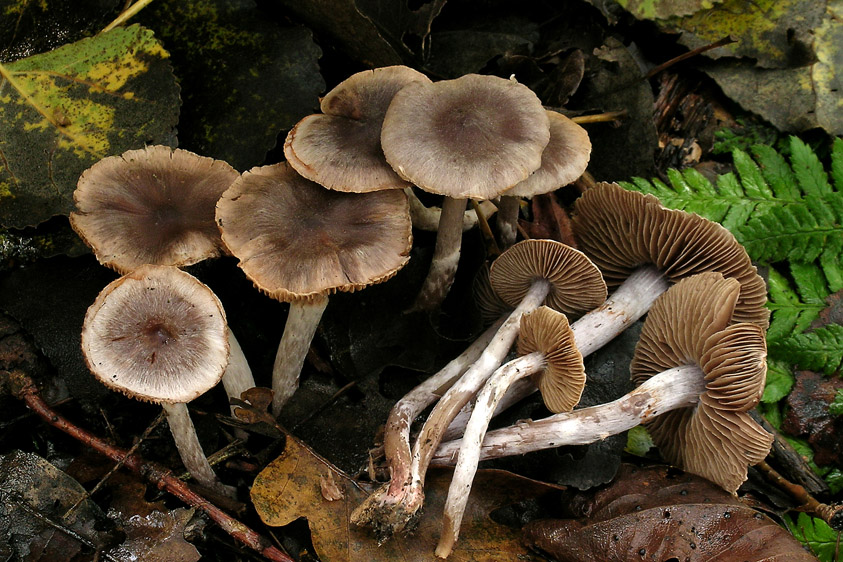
<box><xmin>101</xmin><ymin>0</ymin><xmax>156</xmax><ymax>33</ymax></box>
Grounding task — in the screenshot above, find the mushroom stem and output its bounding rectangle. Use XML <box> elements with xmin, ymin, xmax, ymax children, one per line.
<box><xmin>405</xmin><ymin>188</ymin><xmax>496</xmax><ymax>232</ymax></box>
<box><xmin>350</xmin><ymin>317</ymin><xmax>504</xmax><ymax>531</ymax></box>
<box><xmin>431</xmin><ymin>364</ymin><xmax>705</xmax><ymax>464</ymax></box>
<box><xmin>444</xmin><ymin>265</ymin><xmax>668</xmax><ymax>438</ymax></box>
<box><xmin>436</xmin><ymin>350</ymin><xmax>547</xmax><ymax>558</ymax></box>
<box><xmin>411</xmin><ymin>197</ymin><xmax>468</xmax><ymax>311</ymax></box>
<box><xmin>496</xmin><ymin>195</ymin><xmax>521</xmax><ymax>248</ymax></box>
<box><xmin>271</xmin><ymin>295</ymin><xmax>330</xmax><ymax>416</ymax></box>
<box><xmin>160</xmin><ymin>402</ymin><xmax>226</xmax><ymax>492</ymax></box>
<box><xmin>222</xmin><ymin>328</ymin><xmax>255</xmax><ymax>415</ymax></box>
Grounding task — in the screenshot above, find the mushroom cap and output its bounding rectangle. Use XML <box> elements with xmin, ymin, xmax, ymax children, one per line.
<box><xmin>216</xmin><ymin>162</ymin><xmax>412</xmax><ymax>302</ymax></box>
<box><xmin>504</xmin><ymin>110</ymin><xmax>591</xmax><ymax>198</ymax></box>
<box><xmin>284</xmin><ymin>66</ymin><xmax>430</xmax><ymax>193</ymax></box>
<box><xmin>631</xmin><ymin>272</ymin><xmax>772</xmax><ymax>493</ymax></box>
<box><xmin>381</xmin><ymin>74</ymin><xmax>551</xmax><ymax>200</ymax></box>
<box><xmin>70</xmin><ymin>145</ymin><xmax>240</xmax><ymax>274</ymax></box>
<box><xmin>489</xmin><ymin>239</ymin><xmax>607</xmax><ymax>316</ymax></box>
<box><xmin>572</xmin><ymin>182</ymin><xmax>769</xmax><ymax>328</ymax></box>
<box><xmin>517</xmin><ymin>306</ymin><xmax>585</xmax><ymax>413</ymax></box>
<box><xmin>81</xmin><ymin>265</ymin><xmax>229</xmax><ymax>405</ymax></box>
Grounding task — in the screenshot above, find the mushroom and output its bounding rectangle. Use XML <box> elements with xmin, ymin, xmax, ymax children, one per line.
<box><xmin>381</xmin><ymin>73</ymin><xmax>551</xmax><ymax>310</ymax></box>
<box><xmin>436</xmin><ymin>306</ymin><xmax>584</xmax><ymax>558</ymax></box>
<box><xmin>352</xmin><ymin>239</ymin><xmax>605</xmax><ymax>536</ymax></box>
<box><xmin>284</xmin><ymin>65</ymin><xmax>430</xmax><ymax>193</ymax></box>
<box><xmin>432</xmin><ymin>273</ymin><xmax>774</xmax><ymax>494</ymax></box>
<box><xmin>215</xmin><ymin>162</ymin><xmax>412</xmax><ymax>415</ymax></box>
<box><xmin>81</xmin><ymin>265</ymin><xmax>231</xmax><ymax>493</ymax></box>
<box><xmin>70</xmin><ymin>145</ymin><xmax>255</xmax><ymax>411</ymax></box>
<box><xmin>496</xmin><ymin>110</ymin><xmax>591</xmax><ymax>248</ymax></box>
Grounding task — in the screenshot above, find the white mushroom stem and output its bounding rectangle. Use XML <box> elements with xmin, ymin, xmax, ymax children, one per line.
<box><xmin>222</xmin><ymin>328</ymin><xmax>255</xmax><ymax>416</ymax></box>
<box><xmin>496</xmin><ymin>195</ymin><xmax>521</xmax><ymax>248</ymax></box>
<box><xmin>271</xmin><ymin>294</ymin><xmax>329</xmax><ymax>416</ymax></box>
<box><xmin>405</xmin><ymin>188</ymin><xmax>497</xmax><ymax>232</ymax></box>
<box><xmin>350</xmin><ymin>317</ymin><xmax>504</xmax><ymax>529</ymax></box>
<box><xmin>412</xmin><ymin>197</ymin><xmax>468</xmax><ymax>311</ymax></box>
<box><xmin>443</xmin><ymin>265</ymin><xmax>669</xmax><ymax>440</ymax></box>
<box><xmin>161</xmin><ymin>402</ymin><xmax>225</xmax><ymax>491</ymax></box>
<box><xmin>436</xmin><ymin>350</ymin><xmax>546</xmax><ymax>558</ymax></box>
<box><xmin>431</xmin><ymin>364</ymin><xmax>705</xmax><ymax>465</ymax></box>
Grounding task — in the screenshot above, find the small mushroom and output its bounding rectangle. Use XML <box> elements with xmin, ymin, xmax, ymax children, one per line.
<box><xmin>81</xmin><ymin>265</ymin><xmax>231</xmax><ymax>494</ymax></box>
<box><xmin>496</xmin><ymin>110</ymin><xmax>591</xmax><ymax>248</ymax></box>
<box><xmin>381</xmin><ymin>74</ymin><xmax>551</xmax><ymax>310</ymax></box>
<box><xmin>436</xmin><ymin>306</ymin><xmax>584</xmax><ymax>558</ymax></box>
<box><xmin>352</xmin><ymin>239</ymin><xmax>605</xmax><ymax>536</ymax></box>
<box><xmin>432</xmin><ymin>273</ymin><xmax>773</xmax><ymax>494</ymax></box>
<box><xmin>216</xmin><ymin>162</ymin><xmax>412</xmax><ymax>415</ymax></box>
<box><xmin>284</xmin><ymin>65</ymin><xmax>430</xmax><ymax>193</ymax></box>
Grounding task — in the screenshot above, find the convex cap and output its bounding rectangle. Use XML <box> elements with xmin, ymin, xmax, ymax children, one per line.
<box><xmin>518</xmin><ymin>306</ymin><xmax>585</xmax><ymax>413</ymax></box>
<box><xmin>82</xmin><ymin>265</ymin><xmax>229</xmax><ymax>404</ymax></box>
<box><xmin>285</xmin><ymin>66</ymin><xmax>430</xmax><ymax>193</ymax></box>
<box><xmin>490</xmin><ymin>239</ymin><xmax>607</xmax><ymax>316</ymax></box>
<box><xmin>216</xmin><ymin>162</ymin><xmax>412</xmax><ymax>302</ymax></box>
<box><xmin>631</xmin><ymin>272</ymin><xmax>772</xmax><ymax>492</ymax></box>
<box><xmin>381</xmin><ymin>74</ymin><xmax>550</xmax><ymax>200</ymax></box>
<box><xmin>71</xmin><ymin>146</ymin><xmax>239</xmax><ymax>273</ymax></box>
<box><xmin>572</xmin><ymin>182</ymin><xmax>769</xmax><ymax>328</ymax></box>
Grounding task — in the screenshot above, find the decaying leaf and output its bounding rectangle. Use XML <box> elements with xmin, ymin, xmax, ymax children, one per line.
<box><xmin>251</xmin><ymin>434</ymin><xmax>559</xmax><ymax>561</ymax></box>
<box><xmin>783</xmin><ymin>370</ymin><xmax>843</xmax><ymax>467</ymax></box>
<box><xmin>524</xmin><ymin>464</ymin><xmax>818</xmax><ymax>561</ymax></box>
<box><xmin>614</xmin><ymin>0</ymin><xmax>724</xmax><ymax>20</ymax></box>
<box><xmin>107</xmin><ymin>508</ymin><xmax>201</xmax><ymax>562</ymax></box>
<box><xmin>0</xmin><ymin>24</ymin><xmax>180</xmax><ymax>228</ymax></box>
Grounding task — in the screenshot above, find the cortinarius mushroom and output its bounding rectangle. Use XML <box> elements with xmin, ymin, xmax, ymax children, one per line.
<box><xmin>216</xmin><ymin>162</ymin><xmax>412</xmax><ymax>415</ymax></box>
<box><xmin>81</xmin><ymin>265</ymin><xmax>231</xmax><ymax>493</ymax></box>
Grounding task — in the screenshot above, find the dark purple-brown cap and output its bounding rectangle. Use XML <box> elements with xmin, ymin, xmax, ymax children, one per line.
<box><xmin>216</xmin><ymin>162</ymin><xmax>412</xmax><ymax>302</ymax></box>
<box><xmin>631</xmin><ymin>272</ymin><xmax>772</xmax><ymax>493</ymax></box>
<box><xmin>70</xmin><ymin>145</ymin><xmax>239</xmax><ymax>273</ymax></box>
<box><xmin>518</xmin><ymin>306</ymin><xmax>585</xmax><ymax>413</ymax></box>
<box><xmin>490</xmin><ymin>239</ymin><xmax>607</xmax><ymax>316</ymax></box>
<box><xmin>572</xmin><ymin>182</ymin><xmax>769</xmax><ymax>328</ymax></box>
<box><xmin>285</xmin><ymin>66</ymin><xmax>430</xmax><ymax>193</ymax></box>
<box><xmin>381</xmin><ymin>74</ymin><xmax>550</xmax><ymax>200</ymax></box>
<box><xmin>81</xmin><ymin>265</ymin><xmax>229</xmax><ymax>404</ymax></box>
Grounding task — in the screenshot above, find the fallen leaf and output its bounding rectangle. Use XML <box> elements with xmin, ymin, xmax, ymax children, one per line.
<box><xmin>0</xmin><ymin>24</ymin><xmax>180</xmax><ymax>228</ymax></box>
<box><xmin>519</xmin><ymin>192</ymin><xmax>576</xmax><ymax>246</ymax></box>
<box><xmin>524</xmin><ymin>464</ymin><xmax>818</xmax><ymax>561</ymax></box>
<box><xmin>140</xmin><ymin>0</ymin><xmax>324</xmax><ymax>170</ymax></box>
<box><xmin>614</xmin><ymin>0</ymin><xmax>724</xmax><ymax>20</ymax></box>
<box><xmin>251</xmin><ymin>434</ymin><xmax>559</xmax><ymax>561</ymax></box>
<box><xmin>783</xmin><ymin>370</ymin><xmax>843</xmax><ymax>467</ymax></box>
<box><xmin>107</xmin><ymin>507</ymin><xmax>201</xmax><ymax>562</ymax></box>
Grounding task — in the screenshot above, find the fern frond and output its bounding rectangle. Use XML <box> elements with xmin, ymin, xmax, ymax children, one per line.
<box><xmin>769</xmin><ymin>324</ymin><xmax>843</xmax><ymax>375</ymax></box>
<box><xmin>766</xmin><ymin>267</ymin><xmax>827</xmax><ymax>343</ymax></box>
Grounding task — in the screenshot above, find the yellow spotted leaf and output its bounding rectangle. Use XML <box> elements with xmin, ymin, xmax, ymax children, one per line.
<box><xmin>0</xmin><ymin>24</ymin><xmax>179</xmax><ymax>228</ymax></box>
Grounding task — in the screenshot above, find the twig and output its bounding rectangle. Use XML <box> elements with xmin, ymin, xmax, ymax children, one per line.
<box><xmin>470</xmin><ymin>199</ymin><xmax>501</xmax><ymax>257</ymax></box>
<box><xmin>756</xmin><ymin>460</ymin><xmax>843</xmax><ymax>531</ymax></box>
<box><xmin>101</xmin><ymin>0</ymin><xmax>156</xmax><ymax>33</ymax></box>
<box><xmin>644</xmin><ymin>36</ymin><xmax>736</xmax><ymax>80</ymax></box>
<box><xmin>292</xmin><ymin>380</ymin><xmax>358</xmax><ymax>432</ymax></box>
<box><xmin>571</xmin><ymin>110</ymin><xmax>628</xmax><ymax>124</ymax></box>
<box><xmin>8</xmin><ymin>369</ymin><xmax>294</xmax><ymax>562</ymax></box>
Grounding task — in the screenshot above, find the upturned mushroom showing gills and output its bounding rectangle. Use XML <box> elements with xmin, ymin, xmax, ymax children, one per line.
<box><xmin>432</xmin><ymin>272</ymin><xmax>774</xmax><ymax>495</ymax></box>
<box><xmin>284</xmin><ymin>65</ymin><xmax>430</xmax><ymax>193</ymax></box>
<box><xmin>216</xmin><ymin>162</ymin><xmax>412</xmax><ymax>416</ymax></box>
<box><xmin>381</xmin><ymin>73</ymin><xmax>551</xmax><ymax>310</ymax></box>
<box><xmin>81</xmin><ymin>265</ymin><xmax>231</xmax><ymax>494</ymax></box>
<box><xmin>436</xmin><ymin>306</ymin><xmax>584</xmax><ymax>558</ymax></box>
<box><xmin>351</xmin><ymin>239</ymin><xmax>605</xmax><ymax>538</ymax></box>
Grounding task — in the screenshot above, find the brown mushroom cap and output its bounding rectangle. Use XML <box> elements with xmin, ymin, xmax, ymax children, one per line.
<box><xmin>70</xmin><ymin>145</ymin><xmax>240</xmax><ymax>273</ymax></box>
<box><xmin>489</xmin><ymin>239</ymin><xmax>607</xmax><ymax>316</ymax></box>
<box><xmin>630</xmin><ymin>272</ymin><xmax>772</xmax><ymax>492</ymax></box>
<box><xmin>216</xmin><ymin>162</ymin><xmax>412</xmax><ymax>302</ymax></box>
<box><xmin>518</xmin><ymin>306</ymin><xmax>585</xmax><ymax>413</ymax></box>
<box><xmin>381</xmin><ymin>74</ymin><xmax>551</xmax><ymax>200</ymax></box>
<box><xmin>504</xmin><ymin>111</ymin><xmax>591</xmax><ymax>198</ymax></box>
<box><xmin>81</xmin><ymin>265</ymin><xmax>229</xmax><ymax>404</ymax></box>
<box><xmin>284</xmin><ymin>66</ymin><xmax>430</xmax><ymax>193</ymax></box>
<box><xmin>572</xmin><ymin>182</ymin><xmax>769</xmax><ymax>328</ymax></box>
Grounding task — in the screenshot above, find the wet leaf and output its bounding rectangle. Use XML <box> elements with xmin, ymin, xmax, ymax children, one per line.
<box><xmin>783</xmin><ymin>370</ymin><xmax>843</xmax><ymax>467</ymax></box>
<box><xmin>107</xmin><ymin>507</ymin><xmax>201</xmax><ymax>562</ymax></box>
<box><xmin>0</xmin><ymin>0</ymin><xmax>121</xmax><ymax>61</ymax></box>
<box><xmin>0</xmin><ymin>450</ymin><xmax>116</xmax><ymax>561</ymax></box>
<box><xmin>251</xmin><ymin>434</ymin><xmax>558</xmax><ymax>561</ymax></box>
<box><xmin>524</xmin><ymin>464</ymin><xmax>818</xmax><ymax>561</ymax></box>
<box><xmin>614</xmin><ymin>0</ymin><xmax>724</xmax><ymax>20</ymax></box>
<box><xmin>0</xmin><ymin>24</ymin><xmax>180</xmax><ymax>228</ymax></box>
<box><xmin>355</xmin><ymin>0</ymin><xmax>447</xmax><ymax>59</ymax></box>
<box><xmin>140</xmin><ymin>0</ymin><xmax>324</xmax><ymax>170</ymax></box>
